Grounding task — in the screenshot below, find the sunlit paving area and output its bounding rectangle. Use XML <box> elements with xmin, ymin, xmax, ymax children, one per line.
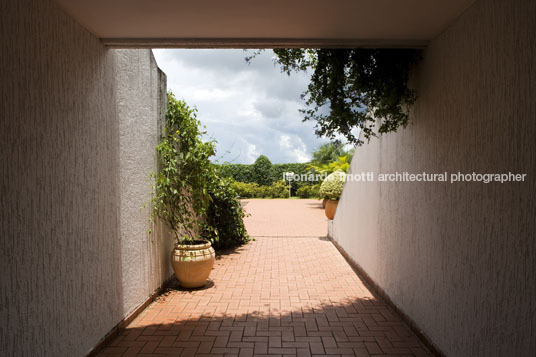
<box><xmin>99</xmin><ymin>200</ymin><xmax>430</xmax><ymax>356</ymax></box>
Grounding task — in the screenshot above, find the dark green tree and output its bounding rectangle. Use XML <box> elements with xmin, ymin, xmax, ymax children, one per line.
<box><xmin>312</xmin><ymin>142</ymin><xmax>346</xmax><ymax>165</ymax></box>
<box><xmin>247</xmin><ymin>49</ymin><xmax>420</xmax><ymax>145</ymax></box>
<box><xmin>252</xmin><ymin>155</ymin><xmax>273</xmax><ymax>186</ymax></box>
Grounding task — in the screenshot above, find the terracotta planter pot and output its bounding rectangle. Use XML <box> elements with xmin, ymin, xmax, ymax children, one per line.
<box><xmin>325</xmin><ymin>199</ymin><xmax>339</xmax><ymax>220</ymax></box>
<box><xmin>322</xmin><ymin>198</ymin><xmax>328</xmax><ymax>208</ymax></box>
<box><xmin>171</xmin><ymin>241</ymin><xmax>215</xmax><ymax>288</ymax></box>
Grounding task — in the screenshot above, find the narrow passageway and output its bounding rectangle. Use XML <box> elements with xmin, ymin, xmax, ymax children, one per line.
<box><xmin>100</xmin><ymin>199</ymin><xmax>431</xmax><ymax>356</ymax></box>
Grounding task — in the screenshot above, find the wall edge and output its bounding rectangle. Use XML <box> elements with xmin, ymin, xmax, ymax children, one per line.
<box><xmin>329</xmin><ymin>238</ymin><xmax>445</xmax><ymax>357</ymax></box>
<box><xmin>85</xmin><ymin>275</ymin><xmax>174</xmax><ymax>357</ymax></box>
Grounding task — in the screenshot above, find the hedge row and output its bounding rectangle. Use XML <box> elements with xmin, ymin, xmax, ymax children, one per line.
<box><xmin>232</xmin><ymin>181</ymin><xmax>320</xmax><ymax>199</ymax></box>
<box><xmin>220</xmin><ymin>162</ymin><xmax>318</xmax><ymax>186</ymax></box>
<box><xmin>231</xmin><ymin>181</ymin><xmax>288</xmax><ymax>199</ymax></box>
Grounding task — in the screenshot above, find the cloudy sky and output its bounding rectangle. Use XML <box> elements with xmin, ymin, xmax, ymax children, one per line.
<box><xmin>153</xmin><ymin>49</ymin><xmax>331</xmax><ymax>164</ymax></box>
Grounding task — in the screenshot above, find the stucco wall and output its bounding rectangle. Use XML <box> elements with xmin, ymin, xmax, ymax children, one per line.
<box><xmin>331</xmin><ymin>0</ymin><xmax>536</xmax><ymax>355</ymax></box>
<box><xmin>0</xmin><ymin>1</ymin><xmax>170</xmax><ymax>356</ymax></box>
<box><xmin>115</xmin><ymin>49</ymin><xmax>173</xmax><ymax>318</ymax></box>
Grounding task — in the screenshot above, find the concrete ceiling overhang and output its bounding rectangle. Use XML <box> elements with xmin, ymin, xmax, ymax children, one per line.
<box><xmin>54</xmin><ymin>0</ymin><xmax>475</xmax><ymax>48</ymax></box>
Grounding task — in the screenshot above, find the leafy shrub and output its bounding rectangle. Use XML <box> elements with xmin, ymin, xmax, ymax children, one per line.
<box><xmin>231</xmin><ymin>180</ymin><xmax>288</xmax><ymax>198</ymax></box>
<box><xmin>308</xmin><ymin>155</ymin><xmax>351</xmax><ymax>175</ymax></box>
<box><xmin>312</xmin><ymin>142</ymin><xmax>351</xmax><ymax>165</ymax></box>
<box><xmin>296</xmin><ymin>185</ymin><xmax>312</xmax><ymax>198</ymax></box>
<box><xmin>296</xmin><ymin>183</ymin><xmax>321</xmax><ymax>198</ymax></box>
<box><xmin>269</xmin><ymin>180</ymin><xmax>288</xmax><ymax>198</ymax></box>
<box><xmin>153</xmin><ymin>92</ymin><xmax>249</xmax><ymax>251</ymax></box>
<box><xmin>231</xmin><ymin>181</ymin><xmax>259</xmax><ymax>198</ymax></box>
<box><xmin>257</xmin><ymin>185</ymin><xmax>272</xmax><ymax>198</ymax></box>
<box><xmin>319</xmin><ymin>170</ymin><xmax>346</xmax><ymax>200</ymax></box>
<box><xmin>220</xmin><ymin>164</ymin><xmax>253</xmax><ymax>183</ymax></box>
<box><xmin>204</xmin><ymin>177</ymin><xmax>249</xmax><ymax>250</ymax></box>
<box><xmin>152</xmin><ymin>93</ymin><xmax>214</xmax><ymax>243</ymax></box>
<box><xmin>310</xmin><ymin>183</ymin><xmax>321</xmax><ymax>198</ymax></box>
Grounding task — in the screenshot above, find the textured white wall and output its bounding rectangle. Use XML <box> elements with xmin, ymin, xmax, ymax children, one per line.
<box><xmin>331</xmin><ymin>0</ymin><xmax>536</xmax><ymax>355</ymax></box>
<box><xmin>115</xmin><ymin>49</ymin><xmax>173</xmax><ymax>318</ymax></box>
<box><xmin>0</xmin><ymin>1</ymin><xmax>170</xmax><ymax>356</ymax></box>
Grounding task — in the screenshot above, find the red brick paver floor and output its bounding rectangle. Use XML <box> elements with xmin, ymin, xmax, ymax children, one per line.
<box><xmin>242</xmin><ymin>199</ymin><xmax>327</xmax><ymax>237</ymax></box>
<box><xmin>100</xmin><ymin>199</ymin><xmax>430</xmax><ymax>356</ymax></box>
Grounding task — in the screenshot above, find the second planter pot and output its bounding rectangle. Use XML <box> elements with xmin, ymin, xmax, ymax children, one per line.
<box><xmin>324</xmin><ymin>199</ymin><xmax>339</xmax><ymax>220</ymax></box>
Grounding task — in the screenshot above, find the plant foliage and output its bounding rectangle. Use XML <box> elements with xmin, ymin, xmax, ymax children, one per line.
<box><xmin>247</xmin><ymin>49</ymin><xmax>420</xmax><ymax>145</ymax></box>
<box><xmin>312</xmin><ymin>142</ymin><xmax>349</xmax><ymax>165</ymax></box>
<box><xmin>319</xmin><ymin>170</ymin><xmax>347</xmax><ymax>200</ymax></box>
<box><xmin>231</xmin><ymin>180</ymin><xmax>288</xmax><ymax>199</ymax></box>
<box><xmin>152</xmin><ymin>93</ymin><xmax>214</xmax><ymax>243</ymax></box>
<box><xmin>220</xmin><ymin>159</ymin><xmax>316</xmax><ymax>188</ymax></box>
<box><xmin>308</xmin><ymin>155</ymin><xmax>351</xmax><ymax>175</ymax></box>
<box><xmin>152</xmin><ymin>92</ymin><xmax>249</xmax><ymax>249</ymax></box>
<box><xmin>220</xmin><ymin>164</ymin><xmax>253</xmax><ymax>183</ymax></box>
<box><xmin>203</xmin><ymin>176</ymin><xmax>249</xmax><ymax>250</ymax></box>
<box><xmin>296</xmin><ymin>183</ymin><xmax>321</xmax><ymax>198</ymax></box>
<box><xmin>252</xmin><ymin>155</ymin><xmax>273</xmax><ymax>186</ymax></box>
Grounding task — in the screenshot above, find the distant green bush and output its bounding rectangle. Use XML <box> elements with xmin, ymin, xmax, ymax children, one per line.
<box><xmin>296</xmin><ymin>183</ymin><xmax>321</xmax><ymax>198</ymax></box>
<box><xmin>204</xmin><ymin>177</ymin><xmax>250</xmax><ymax>250</ymax></box>
<box><xmin>270</xmin><ymin>180</ymin><xmax>288</xmax><ymax>198</ymax></box>
<box><xmin>220</xmin><ymin>158</ymin><xmax>317</xmax><ymax>190</ymax></box>
<box><xmin>296</xmin><ymin>185</ymin><xmax>311</xmax><ymax>198</ymax></box>
<box><xmin>220</xmin><ymin>164</ymin><xmax>253</xmax><ymax>183</ymax></box>
<box><xmin>231</xmin><ymin>181</ymin><xmax>259</xmax><ymax>198</ymax></box>
<box><xmin>311</xmin><ymin>183</ymin><xmax>321</xmax><ymax>198</ymax></box>
<box><xmin>231</xmin><ymin>180</ymin><xmax>289</xmax><ymax>198</ymax></box>
<box><xmin>256</xmin><ymin>185</ymin><xmax>271</xmax><ymax>198</ymax></box>
<box><xmin>270</xmin><ymin>163</ymin><xmax>313</xmax><ymax>184</ymax></box>
<box><xmin>308</xmin><ymin>155</ymin><xmax>351</xmax><ymax>175</ymax></box>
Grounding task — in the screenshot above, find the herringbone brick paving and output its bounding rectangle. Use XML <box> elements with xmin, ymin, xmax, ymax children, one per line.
<box><xmin>100</xmin><ymin>199</ymin><xmax>431</xmax><ymax>356</ymax></box>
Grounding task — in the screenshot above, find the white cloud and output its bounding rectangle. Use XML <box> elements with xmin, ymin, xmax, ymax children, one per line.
<box><xmin>246</xmin><ymin>143</ymin><xmax>259</xmax><ymax>164</ymax></box>
<box><xmin>185</xmin><ymin>87</ymin><xmax>234</xmax><ymax>102</ymax></box>
<box><xmin>279</xmin><ymin>135</ymin><xmax>310</xmax><ymax>163</ymax></box>
<box><xmin>153</xmin><ymin>49</ymin><xmax>330</xmax><ymax>164</ymax></box>
<box><xmin>279</xmin><ymin>135</ymin><xmax>291</xmax><ymax>149</ymax></box>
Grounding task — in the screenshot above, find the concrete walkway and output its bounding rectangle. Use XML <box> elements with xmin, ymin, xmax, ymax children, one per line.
<box><xmin>100</xmin><ymin>199</ymin><xmax>430</xmax><ymax>356</ymax></box>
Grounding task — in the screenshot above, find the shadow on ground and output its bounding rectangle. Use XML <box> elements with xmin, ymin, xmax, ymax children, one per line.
<box><xmin>99</xmin><ymin>236</ymin><xmax>432</xmax><ymax>356</ymax></box>
<box><xmin>305</xmin><ymin>202</ymin><xmax>324</xmax><ymax>210</ymax></box>
<box><xmin>100</xmin><ymin>294</ymin><xmax>431</xmax><ymax>356</ymax></box>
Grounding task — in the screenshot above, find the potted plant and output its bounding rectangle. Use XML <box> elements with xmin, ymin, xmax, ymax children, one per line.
<box><xmin>152</xmin><ymin>93</ymin><xmax>216</xmax><ymax>288</ymax></box>
<box><xmin>319</xmin><ymin>170</ymin><xmax>346</xmax><ymax>220</ymax></box>
<box><xmin>308</xmin><ymin>155</ymin><xmax>351</xmax><ymax>209</ymax></box>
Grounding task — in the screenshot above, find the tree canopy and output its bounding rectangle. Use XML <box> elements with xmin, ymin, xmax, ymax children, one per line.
<box><xmin>251</xmin><ymin>155</ymin><xmax>273</xmax><ymax>186</ymax></box>
<box><xmin>247</xmin><ymin>49</ymin><xmax>420</xmax><ymax>145</ymax></box>
<box><xmin>312</xmin><ymin>141</ymin><xmax>350</xmax><ymax>165</ymax></box>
